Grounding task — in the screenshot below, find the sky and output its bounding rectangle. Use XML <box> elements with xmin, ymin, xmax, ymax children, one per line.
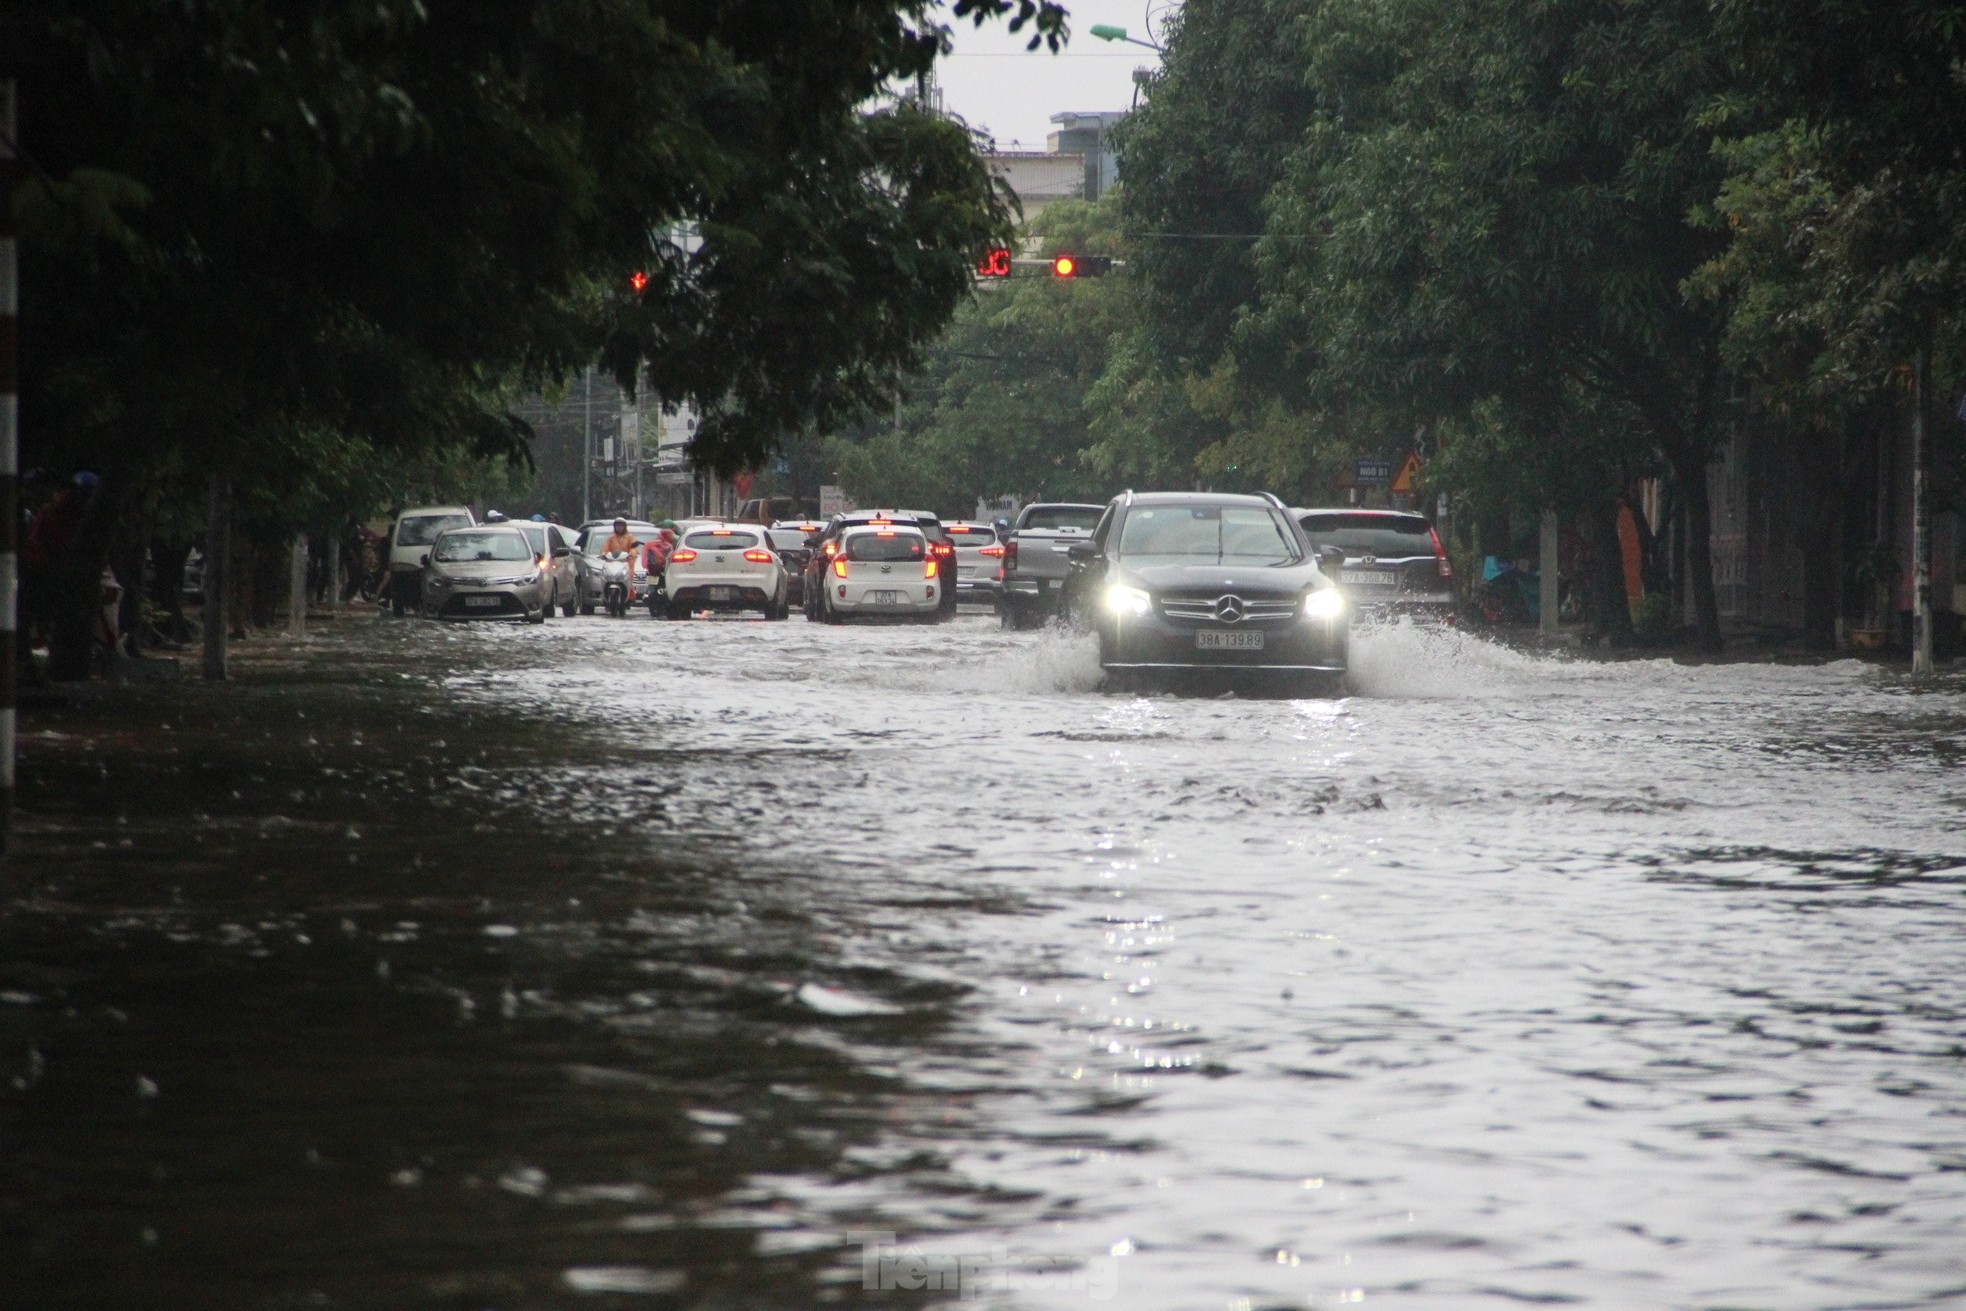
<box><xmin>932</xmin><ymin>0</ymin><xmax>1173</xmax><ymax>149</ymax></box>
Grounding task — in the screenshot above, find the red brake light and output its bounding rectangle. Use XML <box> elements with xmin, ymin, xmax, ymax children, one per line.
<box><xmin>832</xmin><ymin>557</ymin><xmax>848</xmax><ymax>578</ymax></box>
<box><xmin>979</xmin><ymin>544</ymin><xmax>1004</xmax><ymax>558</ymax></box>
<box><xmin>1005</xmin><ymin>540</ymin><xmax>1019</xmax><ymax>570</ymax></box>
<box><xmin>743</xmin><ymin>548</ymin><xmax>772</xmax><ymax>563</ymax></box>
<box><xmin>822</xmin><ymin>540</ymin><xmax>838</xmax><ymax>557</ymax></box>
<box><xmin>932</xmin><ymin>541</ymin><xmax>953</xmax><ymax>557</ymax></box>
<box><xmin>671</xmin><ymin>548</ymin><xmax>697</xmax><ymax>563</ymax></box>
<box><xmin>712</xmin><ymin>529</ymin><xmax>733</xmax><ymax>536</ymax></box>
<box><xmin>1430</xmin><ymin>526</ymin><xmax>1452</xmax><ymax>578</ymax></box>
<box><xmin>876</xmin><ymin>530</ymin><xmax>896</xmax><ymax>538</ymax></box>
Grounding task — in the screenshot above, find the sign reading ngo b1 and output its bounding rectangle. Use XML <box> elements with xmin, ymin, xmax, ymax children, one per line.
<box><xmin>1354</xmin><ymin>458</ymin><xmax>1393</xmax><ymax>484</ymax></box>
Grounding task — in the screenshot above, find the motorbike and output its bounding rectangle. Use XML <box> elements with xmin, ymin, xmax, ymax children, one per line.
<box><xmin>599</xmin><ymin>550</ymin><xmax>633</xmax><ymax>618</ymax></box>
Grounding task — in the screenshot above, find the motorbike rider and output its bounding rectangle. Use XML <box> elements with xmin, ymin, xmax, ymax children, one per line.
<box><xmin>600</xmin><ymin>518</ymin><xmax>639</xmax><ymax>557</ymax></box>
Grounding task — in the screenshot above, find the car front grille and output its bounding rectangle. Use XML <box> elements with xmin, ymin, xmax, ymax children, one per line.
<box><xmin>1158</xmin><ymin>594</ymin><xmax>1300</xmax><ymax>623</ymax></box>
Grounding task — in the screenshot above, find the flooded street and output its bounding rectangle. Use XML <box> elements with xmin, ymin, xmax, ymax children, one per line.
<box><xmin>6</xmin><ymin>612</ymin><xmax>1966</xmax><ymax>1309</ymax></box>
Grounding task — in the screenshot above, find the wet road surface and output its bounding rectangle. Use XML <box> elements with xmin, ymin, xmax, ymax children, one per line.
<box><xmin>5</xmin><ymin>611</ymin><xmax>1966</xmax><ymax>1309</ymax></box>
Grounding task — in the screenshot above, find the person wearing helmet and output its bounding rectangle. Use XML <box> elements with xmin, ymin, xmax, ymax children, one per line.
<box><xmin>600</xmin><ymin>518</ymin><xmax>639</xmax><ymax>557</ymax></box>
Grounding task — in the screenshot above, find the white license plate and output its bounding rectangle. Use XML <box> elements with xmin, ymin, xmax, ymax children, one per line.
<box><xmin>869</xmin><ymin>590</ymin><xmax>901</xmax><ymax>605</ymax></box>
<box><xmin>1342</xmin><ymin>570</ymin><xmax>1398</xmax><ymax>586</ymax></box>
<box><xmin>464</xmin><ymin>595</ymin><xmax>500</xmax><ymax>608</ymax></box>
<box><xmin>706</xmin><ymin>586</ymin><xmax>735</xmax><ymax>600</ymax></box>
<box><xmin>1197</xmin><ymin>630</ymin><xmax>1263</xmax><ymax>650</ymax></box>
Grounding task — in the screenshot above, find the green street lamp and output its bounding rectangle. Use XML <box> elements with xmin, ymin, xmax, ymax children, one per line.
<box><xmin>1089</xmin><ymin>23</ymin><xmax>1164</xmax><ymax>53</ymax></box>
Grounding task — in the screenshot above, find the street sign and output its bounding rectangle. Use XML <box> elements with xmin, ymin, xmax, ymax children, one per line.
<box><xmin>1391</xmin><ymin>451</ymin><xmax>1422</xmax><ymax>493</ymax></box>
<box><xmin>1354</xmin><ymin>458</ymin><xmax>1392</xmax><ymax>483</ymax></box>
<box><xmin>819</xmin><ymin>484</ymin><xmax>854</xmax><ymax>516</ymax></box>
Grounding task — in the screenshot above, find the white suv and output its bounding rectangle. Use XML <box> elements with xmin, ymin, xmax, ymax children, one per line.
<box><xmin>662</xmin><ymin>524</ymin><xmax>789</xmax><ymax>619</ymax></box>
<box><xmin>818</xmin><ymin>525</ymin><xmax>940</xmax><ymax>622</ymax></box>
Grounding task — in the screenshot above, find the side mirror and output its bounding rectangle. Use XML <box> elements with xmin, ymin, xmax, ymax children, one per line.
<box><xmin>419</xmin><ymin>552</ymin><xmax>431</xmax><ymax>568</ymax></box>
<box><xmin>1065</xmin><ymin>540</ymin><xmax>1099</xmax><ymax>562</ymax></box>
<box><xmin>1315</xmin><ymin>545</ymin><xmax>1346</xmax><ymax>572</ymax></box>
<box><xmin>552</xmin><ymin>544</ymin><xmax>571</xmax><ymax>558</ymax></box>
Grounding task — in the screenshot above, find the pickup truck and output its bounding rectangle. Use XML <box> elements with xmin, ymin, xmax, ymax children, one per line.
<box><xmin>996</xmin><ymin>502</ymin><xmax>1105</xmax><ymax>629</ymax></box>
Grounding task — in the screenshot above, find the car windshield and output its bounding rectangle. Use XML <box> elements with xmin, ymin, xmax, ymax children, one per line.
<box><xmin>683</xmin><ymin>529</ymin><xmax>762</xmax><ymax>550</ymax></box>
<box><xmin>1022</xmin><ymin>506</ymin><xmax>1102</xmax><ymax>532</ymax></box>
<box><xmin>397</xmin><ymin>513</ymin><xmax>471</xmax><ymax>547</ymax></box>
<box><xmin>946</xmin><ymin>527</ymin><xmax>995</xmax><ymax>546</ymax></box>
<box><xmin>1299</xmin><ymin>514</ymin><xmax>1436</xmax><ymax>557</ymax></box>
<box><xmin>517</xmin><ymin>525</ymin><xmax>549</xmax><ymax>556</ymax></box>
<box><xmin>767</xmin><ymin>530</ymin><xmax>809</xmax><ymax>551</ymax></box>
<box><xmin>1118</xmin><ymin>505</ymin><xmax>1301</xmax><ymax>563</ymax></box>
<box><xmin>845</xmin><ymin>532</ymin><xmax>925</xmax><ymax>562</ymax></box>
<box><xmin>432</xmin><ymin>530</ymin><xmax>530</xmax><ymax>563</ymax></box>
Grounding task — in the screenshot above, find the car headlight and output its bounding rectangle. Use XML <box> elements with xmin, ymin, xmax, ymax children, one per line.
<box><xmin>1103</xmin><ymin>583</ymin><xmax>1153</xmax><ymax>617</ymax></box>
<box><xmin>1304</xmin><ymin>589</ymin><xmax>1346</xmax><ymax>620</ymax></box>
<box><xmin>490</xmin><ymin>573</ymin><xmax>539</xmax><ymax>586</ymax></box>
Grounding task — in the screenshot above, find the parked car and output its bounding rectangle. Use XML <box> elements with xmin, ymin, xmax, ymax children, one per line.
<box><xmin>571</xmin><ymin>518</ymin><xmax>660</xmax><ymax>614</ymax></box>
<box><xmin>1292</xmin><ymin>508</ymin><xmax>1455</xmax><ymax>622</ymax></box>
<box><xmin>662</xmin><ymin>524</ymin><xmax>790</xmax><ymax>619</ymax></box>
<box><xmin>816</xmin><ymin>525</ymin><xmax>939</xmax><ymax>623</ymax></box>
<box><xmin>514</xmin><ymin>520</ymin><xmax>579</xmax><ymax>618</ymax></box>
<box><xmin>999</xmin><ymin>502</ymin><xmax>1104</xmax><ymax>629</ymax></box>
<box><xmin>419</xmin><ymin>524</ymin><xmax>551</xmax><ymax>623</ymax></box>
<box><xmin>942</xmin><ymin>520</ymin><xmax>1005</xmax><ymax>605</ymax></box>
<box><xmin>1063</xmin><ymin>491</ymin><xmax>1349</xmax><ymax>695</ymax></box>
<box><xmin>386</xmin><ymin>505</ymin><xmax>476</xmax><ymax>615</ymax></box>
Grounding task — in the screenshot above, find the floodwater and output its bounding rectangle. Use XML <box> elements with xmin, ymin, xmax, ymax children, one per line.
<box><xmin>5</xmin><ymin>611</ymin><xmax>1965</xmax><ymax>1310</ymax></box>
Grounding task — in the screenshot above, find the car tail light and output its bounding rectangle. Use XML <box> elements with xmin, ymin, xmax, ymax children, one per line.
<box><xmin>832</xmin><ymin>557</ymin><xmax>848</xmax><ymax>578</ymax></box>
<box><xmin>924</xmin><ymin>559</ymin><xmax>938</xmax><ymax>579</ymax></box>
<box><xmin>979</xmin><ymin>544</ymin><xmax>1004</xmax><ymax>558</ymax></box>
<box><xmin>875</xmin><ymin>530</ymin><xmax>896</xmax><ymax>538</ymax></box>
<box><xmin>742</xmin><ymin>548</ymin><xmax>772</xmax><ymax>563</ymax></box>
<box><xmin>1005</xmin><ymin>540</ymin><xmax>1019</xmax><ymax>571</ymax></box>
<box><xmin>1430</xmin><ymin>526</ymin><xmax>1453</xmax><ymax>578</ymax></box>
<box><xmin>671</xmin><ymin>548</ymin><xmax>698</xmax><ymax>564</ymax></box>
<box><xmin>711</xmin><ymin>529</ymin><xmax>734</xmax><ymax>536</ymax></box>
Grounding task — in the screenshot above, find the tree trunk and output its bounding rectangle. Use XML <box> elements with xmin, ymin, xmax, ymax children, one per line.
<box><xmin>1912</xmin><ymin>335</ymin><xmax>1933</xmax><ymax>675</ymax></box>
<box><xmin>1585</xmin><ymin>501</ymin><xmax>1634</xmax><ymax>646</ymax></box>
<box><xmin>202</xmin><ymin>473</ymin><xmax>230</xmax><ymax>681</ymax></box>
<box><xmin>46</xmin><ymin>477</ymin><xmax>121</xmax><ymax>681</ymax></box>
<box><xmin>1679</xmin><ymin>459</ymin><xmax>1723</xmax><ymax>652</ymax></box>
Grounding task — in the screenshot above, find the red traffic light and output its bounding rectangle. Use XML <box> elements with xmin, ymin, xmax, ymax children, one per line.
<box><xmin>629</xmin><ymin>270</ymin><xmax>649</xmax><ymax>292</ymax></box>
<box><xmin>1051</xmin><ymin>254</ymin><xmax>1077</xmax><ymax>277</ymax></box>
<box><xmin>976</xmin><ymin>247</ymin><xmax>1012</xmax><ymax>278</ymax></box>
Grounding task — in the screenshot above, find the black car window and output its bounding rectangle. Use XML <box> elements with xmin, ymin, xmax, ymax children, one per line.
<box><xmin>396</xmin><ymin>513</ymin><xmax>471</xmax><ymax>547</ymax></box>
<box><xmin>844</xmin><ymin>532</ymin><xmax>925</xmax><ymax>562</ymax></box>
<box><xmin>1022</xmin><ymin>505</ymin><xmax>1102</xmax><ymax>531</ymax></box>
<box><xmin>1298</xmin><ymin>514</ymin><xmax>1436</xmax><ymax>557</ymax></box>
<box><xmin>433</xmin><ymin>530</ymin><xmax>530</xmax><ymax>563</ymax></box>
<box><xmin>1118</xmin><ymin>506</ymin><xmax>1300</xmax><ymax>563</ymax></box>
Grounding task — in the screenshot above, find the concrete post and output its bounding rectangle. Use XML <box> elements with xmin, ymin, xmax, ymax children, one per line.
<box><xmin>287</xmin><ymin>534</ymin><xmax>307</xmax><ymax>638</ymax></box>
<box><xmin>1539</xmin><ymin>508</ymin><xmax>1560</xmax><ymax>639</ymax></box>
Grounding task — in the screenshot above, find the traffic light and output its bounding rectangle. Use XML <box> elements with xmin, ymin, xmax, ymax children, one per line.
<box><xmin>629</xmin><ymin>270</ymin><xmax>649</xmax><ymax>293</ymax></box>
<box><xmin>975</xmin><ymin>247</ymin><xmax>1012</xmax><ymax>278</ymax></box>
<box><xmin>1050</xmin><ymin>253</ymin><xmax>1112</xmax><ymax>278</ymax></box>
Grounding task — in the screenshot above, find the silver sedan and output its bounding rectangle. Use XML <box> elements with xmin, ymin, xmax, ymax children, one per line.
<box><xmin>419</xmin><ymin>526</ymin><xmax>552</xmax><ymax>623</ymax></box>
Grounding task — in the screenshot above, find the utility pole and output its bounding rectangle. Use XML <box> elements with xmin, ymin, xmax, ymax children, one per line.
<box><xmin>1912</xmin><ymin>336</ymin><xmax>1934</xmax><ymax>675</ymax></box>
<box><xmin>1539</xmin><ymin>508</ymin><xmax>1560</xmax><ymax>641</ymax></box>
<box><xmin>0</xmin><ymin>78</ymin><xmax>18</xmax><ymax>855</ymax></box>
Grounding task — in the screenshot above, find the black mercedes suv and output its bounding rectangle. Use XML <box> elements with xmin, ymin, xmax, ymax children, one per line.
<box><xmin>1062</xmin><ymin>491</ymin><xmax>1350</xmax><ymax>695</ymax></box>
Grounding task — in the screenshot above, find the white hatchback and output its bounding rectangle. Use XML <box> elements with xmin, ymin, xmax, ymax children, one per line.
<box><xmin>819</xmin><ymin>525</ymin><xmax>940</xmax><ymax>622</ymax></box>
<box><xmin>943</xmin><ymin>520</ymin><xmax>1005</xmax><ymax>601</ymax></box>
<box><xmin>662</xmin><ymin>525</ymin><xmax>789</xmax><ymax>619</ymax></box>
